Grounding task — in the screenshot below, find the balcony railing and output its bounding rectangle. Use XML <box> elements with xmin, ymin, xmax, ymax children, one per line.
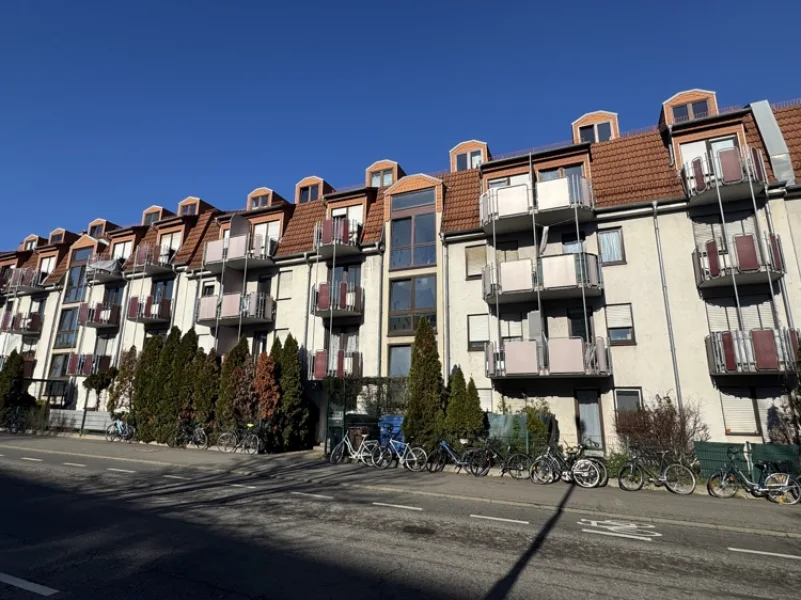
<box><xmin>86</xmin><ymin>252</ymin><xmax>125</xmax><ymax>282</ymax></box>
<box><xmin>692</xmin><ymin>233</ymin><xmax>785</xmax><ymax>288</ymax></box>
<box><xmin>312</xmin><ymin>282</ymin><xmax>363</xmax><ymax>317</ymax></box>
<box><xmin>202</xmin><ymin>234</ymin><xmax>278</xmax><ymax>273</ymax></box>
<box><xmin>127</xmin><ymin>295</ymin><xmax>172</xmax><ymax>324</ymax></box>
<box><xmin>480</xmin><ymin>184</ymin><xmax>534</xmax><ymax>234</ymax></box>
<box><xmin>482</xmin><ymin>259</ymin><xmax>538</xmax><ymax>304</ymax></box>
<box><xmin>485</xmin><ymin>337</ymin><xmax>612</xmax><ymax>378</ymax></box>
<box><xmin>0</xmin><ymin>312</ymin><xmax>42</xmax><ymax>336</ymax></box>
<box><xmin>533</xmin><ymin>176</ymin><xmax>594</xmax><ymax>224</ymax></box>
<box><xmin>1</xmin><ymin>267</ymin><xmax>48</xmax><ymax>295</ymax></box>
<box><xmin>683</xmin><ymin>147</ymin><xmax>767</xmax><ymax>205</ymax></box>
<box><xmin>78</xmin><ymin>302</ymin><xmax>121</xmax><ymax>329</ymax></box>
<box><xmin>313</xmin><ymin>218</ymin><xmax>363</xmax><ymax>259</ymax></box>
<box><xmin>706</xmin><ymin>328</ymin><xmax>798</xmax><ymax>376</ymax></box>
<box><xmin>539</xmin><ymin>253</ymin><xmax>602</xmax><ymax>298</ymax></box>
<box><xmin>309</xmin><ymin>349</ymin><xmax>362</xmax><ymax>380</ymax></box>
<box><xmin>132</xmin><ymin>243</ymin><xmax>175</xmax><ymax>275</ymax></box>
<box><xmin>196</xmin><ymin>292</ymin><xmax>274</xmax><ymax>326</ymax></box>
<box><xmin>66</xmin><ymin>354</ymin><xmax>113</xmax><ymax>377</ymax></box>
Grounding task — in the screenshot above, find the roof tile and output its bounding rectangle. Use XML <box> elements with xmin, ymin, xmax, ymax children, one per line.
<box><xmin>440</xmin><ymin>170</ymin><xmax>482</xmax><ymax>233</ymax></box>
<box><xmin>774</xmin><ymin>104</ymin><xmax>801</xmax><ymax>177</ymax></box>
<box><xmin>743</xmin><ymin>112</ymin><xmax>774</xmax><ymax>181</ymax></box>
<box><xmin>362</xmin><ymin>192</ymin><xmax>385</xmax><ymax>244</ymax></box>
<box><xmin>175</xmin><ymin>210</ymin><xmax>218</xmax><ymax>268</ymax></box>
<box><xmin>275</xmin><ymin>201</ymin><xmax>326</xmax><ymax>257</ymax></box>
<box><xmin>188</xmin><ymin>215</ymin><xmax>222</xmax><ymax>269</ymax></box>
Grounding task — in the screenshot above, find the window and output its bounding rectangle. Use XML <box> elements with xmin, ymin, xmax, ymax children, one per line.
<box><xmin>251</xmin><ymin>195</ymin><xmax>270</xmax><ymax>209</ymax></box>
<box><xmin>598</xmin><ymin>228</ymin><xmax>625</xmax><ymax>265</ymax></box>
<box><xmin>331</xmin><ymin>204</ymin><xmax>364</xmax><ymax>227</ymax></box>
<box><xmin>48</xmin><ymin>354</ymin><xmax>70</xmax><ymax>378</ymax></box>
<box><xmin>499</xmin><ymin>313</ymin><xmax>523</xmax><ymax>342</ymax></box>
<box><xmin>389</xmin><ymin>275</ymin><xmax>436</xmax><ymax>334</ymax></box>
<box><xmin>391</xmin><ymin>188</ymin><xmax>435</xmax><ymax>212</ymax></box>
<box><xmin>390</xmin><ymin>213</ymin><xmax>436</xmax><ymax>269</ymax></box>
<box><xmin>143</xmin><ymin>211</ymin><xmax>160</xmax><ymax>226</ymax></box>
<box><xmin>159</xmin><ymin>232</ymin><xmax>182</xmax><ymax>261</ymax></box>
<box><xmin>330</xmin><ymin>264</ymin><xmax>361</xmax><ymax>286</ymax></box>
<box><xmin>561</xmin><ymin>232</ymin><xmax>585</xmax><ymax>254</ymax></box>
<box><xmin>201</xmin><ymin>283</ymin><xmax>215</xmax><ymax>297</ymax></box>
<box><xmin>488</xmin><ymin>173</ymin><xmax>530</xmax><ymax>189</ymax></box>
<box><xmin>49</xmin><ymin>232</ymin><xmax>63</xmax><ymax>244</ymax></box>
<box><xmin>568</xmin><ymin>309</ymin><xmax>592</xmax><ymax>342</ymax></box>
<box><xmin>253</xmin><ymin>220</ymin><xmax>281</xmax><ymax>246</ymax></box>
<box><xmin>370</xmin><ymin>169</ymin><xmax>393</xmax><ymax>187</ymax></box>
<box><xmin>672</xmin><ymin>99</ymin><xmax>709</xmax><ymax>123</ymax></box>
<box><xmin>72</xmin><ymin>248</ymin><xmax>92</xmax><ymax>263</ymax></box>
<box><xmin>55</xmin><ymin>308</ymin><xmax>79</xmax><ymax>348</ymax></box>
<box><xmin>89</xmin><ymin>224</ymin><xmax>104</xmax><ymax>238</ymax></box>
<box><xmin>180</xmin><ymin>203</ymin><xmax>196</xmax><ymax>216</ymax></box>
<box><xmin>691</xmin><ymin>210</ymin><xmax>754</xmax><ymax>253</ymax></box>
<box><xmin>465</xmin><ymin>245</ymin><xmax>486</xmax><ymax>278</ymax></box>
<box><xmin>64</xmin><ymin>265</ymin><xmax>87</xmax><ymax>304</ymax></box>
<box><xmin>30</xmin><ymin>297</ymin><xmax>44</xmax><ymax>315</ymax></box>
<box><xmin>95</xmin><ymin>335</ymin><xmax>112</xmax><ymax>357</ymax></box>
<box><xmin>24</xmin><ymin>239</ymin><xmax>36</xmax><ymax>251</ymax></box>
<box><xmin>388</xmin><ymin>345</ymin><xmax>412</xmax><ymax>377</ymax></box>
<box><xmin>539</xmin><ymin>164</ymin><xmax>583</xmax><ymax>182</ymax></box>
<box><xmin>152</xmin><ymin>279</ymin><xmax>174</xmax><ymax>302</ymax></box>
<box><xmin>103</xmin><ymin>286</ymin><xmax>124</xmax><ymax>306</ymax></box>
<box><xmin>112</xmin><ymin>240</ymin><xmax>132</xmax><ymax>260</ymax></box>
<box><xmin>614</xmin><ymin>389</ymin><xmax>642</xmax><ymax>412</ymax></box>
<box><xmin>706</xmin><ymin>295</ymin><xmax>773</xmax><ymax>332</ymax></box>
<box><xmin>467</xmin><ymin>314</ymin><xmax>490</xmax><ymax>351</ymax></box>
<box><xmin>277</xmin><ymin>270</ymin><xmax>293</xmax><ymax>300</ymax></box>
<box><xmin>38</xmin><ymin>256</ymin><xmax>55</xmax><ymax>282</ymax></box>
<box><xmin>456</xmin><ymin>150</ymin><xmax>482</xmax><ymax>171</ymax></box>
<box><xmin>578</xmin><ymin>122</ymin><xmax>613</xmax><ymax>144</ymax></box>
<box><xmin>494</xmin><ymin>240</ymin><xmax>518</xmax><ymax>263</ymax></box>
<box><xmin>606</xmin><ymin>303</ymin><xmax>635</xmax><ymax>345</ymax></box>
<box><xmin>299</xmin><ymin>185</ymin><xmax>319</xmax><ymax>204</ymax></box>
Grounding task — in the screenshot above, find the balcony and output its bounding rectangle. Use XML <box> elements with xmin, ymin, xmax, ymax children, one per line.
<box><xmin>86</xmin><ymin>252</ymin><xmax>125</xmax><ymax>283</ymax></box>
<box><xmin>66</xmin><ymin>354</ymin><xmax>113</xmax><ymax>377</ymax></box>
<box><xmin>312</xmin><ymin>282</ymin><xmax>363</xmax><ymax>318</ymax></box>
<box><xmin>706</xmin><ymin>328</ymin><xmax>798</xmax><ymax>376</ymax></box>
<box><xmin>0</xmin><ymin>312</ymin><xmax>42</xmax><ymax>336</ymax></box>
<box><xmin>2</xmin><ymin>267</ymin><xmax>47</xmax><ymax>296</ymax></box>
<box><xmin>683</xmin><ymin>147</ymin><xmax>767</xmax><ymax>206</ymax></box>
<box><xmin>480</xmin><ymin>183</ymin><xmax>534</xmax><ymax>235</ymax></box>
<box><xmin>538</xmin><ymin>253</ymin><xmax>602</xmax><ymax>299</ymax></box>
<box><xmin>533</xmin><ymin>176</ymin><xmax>594</xmax><ymax>226</ymax></box>
<box><xmin>202</xmin><ymin>234</ymin><xmax>278</xmax><ymax>275</ymax></box>
<box><xmin>485</xmin><ymin>337</ymin><xmax>612</xmax><ymax>379</ymax></box>
<box><xmin>131</xmin><ymin>244</ymin><xmax>175</xmax><ymax>276</ymax></box>
<box><xmin>313</xmin><ymin>219</ymin><xmax>362</xmax><ymax>259</ymax></box>
<box><xmin>195</xmin><ymin>292</ymin><xmax>274</xmax><ymax>327</ymax></box>
<box><xmin>127</xmin><ymin>295</ymin><xmax>172</xmax><ymax>325</ymax></box>
<box><xmin>309</xmin><ymin>349</ymin><xmax>362</xmax><ymax>380</ymax></box>
<box><xmin>482</xmin><ymin>259</ymin><xmax>538</xmax><ymax>305</ymax></box>
<box><xmin>78</xmin><ymin>302</ymin><xmax>121</xmax><ymax>329</ymax></box>
<box><xmin>692</xmin><ymin>233</ymin><xmax>785</xmax><ymax>289</ymax></box>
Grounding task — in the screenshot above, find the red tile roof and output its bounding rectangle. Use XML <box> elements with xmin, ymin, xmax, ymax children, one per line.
<box><xmin>275</xmin><ymin>201</ymin><xmax>326</xmax><ymax>257</ymax></box>
<box><xmin>362</xmin><ymin>192</ymin><xmax>385</xmax><ymax>244</ymax></box>
<box><xmin>188</xmin><ymin>214</ymin><xmax>223</xmax><ymax>269</ymax></box>
<box><xmin>124</xmin><ymin>226</ymin><xmax>159</xmax><ymax>272</ymax></box>
<box><xmin>743</xmin><ymin>113</ymin><xmax>774</xmax><ymax>181</ymax></box>
<box><xmin>774</xmin><ymin>104</ymin><xmax>801</xmax><ymax>177</ymax></box>
<box><xmin>42</xmin><ymin>251</ymin><xmax>68</xmax><ymax>287</ymax></box>
<box><xmin>441</xmin><ymin>170</ymin><xmax>482</xmax><ymax>233</ymax></box>
<box><xmin>175</xmin><ymin>210</ymin><xmax>218</xmax><ymax>268</ymax></box>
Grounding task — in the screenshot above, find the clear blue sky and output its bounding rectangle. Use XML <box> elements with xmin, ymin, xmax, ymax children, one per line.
<box><xmin>2</xmin><ymin>0</ymin><xmax>799</xmax><ymax>246</ymax></box>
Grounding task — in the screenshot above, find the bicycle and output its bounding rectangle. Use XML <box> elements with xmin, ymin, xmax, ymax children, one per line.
<box><xmin>370</xmin><ymin>427</ymin><xmax>427</xmax><ymax>472</ymax></box>
<box><xmin>168</xmin><ymin>420</ymin><xmax>209</xmax><ymax>450</ymax></box>
<box><xmin>6</xmin><ymin>406</ymin><xmax>25</xmax><ymax>434</ymax></box>
<box><xmin>469</xmin><ymin>439</ymin><xmax>531</xmax><ymax>479</ymax></box>
<box><xmin>105</xmin><ymin>414</ymin><xmax>136</xmax><ymax>443</ymax></box>
<box><xmin>218</xmin><ymin>423</ymin><xmax>261</xmax><ymax>455</ymax></box>
<box><xmin>706</xmin><ymin>447</ymin><xmax>800</xmax><ymax>505</ymax></box>
<box><xmin>329</xmin><ymin>432</ymin><xmax>379</xmax><ymax>466</ymax></box>
<box><xmin>426</xmin><ymin>439</ymin><xmax>481</xmax><ymax>473</ymax></box>
<box><xmin>581</xmin><ymin>439</ymin><xmax>609</xmax><ymax>488</ymax></box>
<box><xmin>529</xmin><ymin>444</ymin><xmax>601</xmax><ymax>488</ymax></box>
<box><xmin>618</xmin><ymin>449</ymin><xmax>696</xmax><ymax>495</ymax></box>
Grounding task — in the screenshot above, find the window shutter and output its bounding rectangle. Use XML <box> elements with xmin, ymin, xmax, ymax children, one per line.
<box><xmin>720</xmin><ymin>389</ymin><xmax>758</xmax><ymax>434</ymax></box>
<box><xmin>692</xmin><ymin>215</ymin><xmax>723</xmax><ymax>249</ymax></box>
<box><xmin>739</xmin><ymin>295</ymin><xmax>773</xmax><ymax>330</ymax></box>
<box><xmin>706</xmin><ymin>298</ymin><xmax>736</xmax><ymax>332</ymax></box>
<box><xmin>606</xmin><ymin>304</ymin><xmax>632</xmax><ymax>329</ymax></box>
<box><xmin>468</xmin><ymin>314</ymin><xmax>490</xmax><ymax>343</ymax></box>
<box><xmin>466</xmin><ymin>246</ymin><xmax>486</xmax><ymax>277</ymax></box>
<box><xmin>500</xmin><ymin>313</ymin><xmax>523</xmax><ymax>338</ymax></box>
<box><xmin>331</xmin><ymin>207</ymin><xmax>347</xmax><ymax>218</ymax></box>
<box><xmin>725</xmin><ymin>211</ymin><xmax>756</xmax><ymax>236</ymax></box>
<box><xmin>508</xmin><ymin>173</ymin><xmax>531</xmax><ymax>187</ymax></box>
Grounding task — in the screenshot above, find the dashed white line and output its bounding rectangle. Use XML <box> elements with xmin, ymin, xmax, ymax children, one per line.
<box><xmin>107</xmin><ymin>468</ymin><xmax>136</xmax><ymax>474</ymax></box>
<box><xmin>21</xmin><ymin>457</ymin><xmax>42</xmax><ymax>462</ymax></box>
<box><xmin>63</xmin><ymin>462</ymin><xmax>86</xmax><ymax>467</ymax></box>
<box><xmin>470</xmin><ymin>514</ymin><xmax>529</xmax><ymax>525</ymax></box>
<box><xmin>372</xmin><ymin>502</ymin><xmax>423</xmax><ymax>511</ymax></box>
<box><xmin>582</xmin><ymin>529</ymin><xmax>654</xmax><ymax>542</ymax></box>
<box><xmin>230</xmin><ymin>483</ymin><xmax>257</xmax><ymax>490</ymax></box>
<box><xmin>164</xmin><ymin>474</ymin><xmax>190</xmax><ymax>481</ymax></box>
<box><xmin>728</xmin><ymin>547</ymin><xmax>801</xmax><ymax>560</ymax></box>
<box><xmin>290</xmin><ymin>491</ymin><xmax>334</xmax><ymax>500</ymax></box>
<box><xmin>0</xmin><ymin>571</ymin><xmax>59</xmax><ymax>596</ymax></box>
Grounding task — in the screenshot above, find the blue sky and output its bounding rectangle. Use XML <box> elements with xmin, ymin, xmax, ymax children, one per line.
<box><xmin>1</xmin><ymin>0</ymin><xmax>799</xmax><ymax>246</ymax></box>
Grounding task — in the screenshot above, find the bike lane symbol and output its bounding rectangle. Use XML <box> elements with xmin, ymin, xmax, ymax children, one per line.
<box><xmin>578</xmin><ymin>519</ymin><xmax>662</xmax><ymax>542</ymax></box>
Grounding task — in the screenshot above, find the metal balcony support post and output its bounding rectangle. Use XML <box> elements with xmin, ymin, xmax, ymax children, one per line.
<box><xmin>237</xmin><ymin>245</ymin><xmax>249</xmax><ymax>341</ymax></box>
<box><xmin>491</xmin><ymin>184</ymin><xmax>502</xmax><ymax>377</ymax></box>
<box><xmin>763</xmin><ymin>201</ymin><xmax>796</xmax><ymax>332</ymax></box>
<box><xmin>530</xmin><ymin>153</ymin><xmax>544</xmax><ymax>360</ymax></box>
<box><xmin>713</xmin><ymin>155</ymin><xmax>744</xmax><ymax>332</ymax></box>
<box><xmin>213</xmin><ymin>245</ymin><xmax>226</xmax><ymax>353</ymax></box>
<box><xmin>574</xmin><ymin>205</ymin><xmax>590</xmax><ymax>368</ymax></box>
<box><xmin>327</xmin><ymin>231</ymin><xmax>337</xmax><ymax>377</ymax></box>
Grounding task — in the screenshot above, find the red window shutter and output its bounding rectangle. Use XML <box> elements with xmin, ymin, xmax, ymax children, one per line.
<box><xmin>718</xmin><ymin>148</ymin><xmax>742</xmax><ymax>184</ymax></box>
<box><xmin>721</xmin><ymin>332</ymin><xmax>737</xmax><ymax>372</ymax></box>
<box><xmin>322</xmin><ymin>219</ymin><xmax>334</xmax><ymax>244</ymax></box>
<box><xmin>339</xmin><ymin>282</ymin><xmax>348</xmax><ymax>310</ymax></box>
<box><xmin>734</xmin><ymin>235</ymin><xmax>758</xmax><ymax>272</ymax></box>
<box><xmin>67</xmin><ymin>353</ymin><xmax>79</xmax><ymax>376</ymax></box>
<box><xmin>706</xmin><ymin>240</ymin><xmax>720</xmax><ymax>278</ymax></box>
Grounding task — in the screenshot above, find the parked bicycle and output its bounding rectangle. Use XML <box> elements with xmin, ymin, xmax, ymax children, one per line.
<box><xmin>529</xmin><ymin>444</ymin><xmax>601</xmax><ymax>488</ymax></box>
<box><xmin>370</xmin><ymin>426</ymin><xmax>427</xmax><ymax>472</ymax></box>
<box><xmin>469</xmin><ymin>439</ymin><xmax>531</xmax><ymax>479</ymax></box>
<box><xmin>330</xmin><ymin>431</ymin><xmax>379</xmax><ymax>466</ymax></box>
<box><xmin>618</xmin><ymin>449</ymin><xmax>696</xmax><ymax>495</ymax></box>
<box><xmin>426</xmin><ymin>439</ymin><xmax>481</xmax><ymax>473</ymax></box>
<box><xmin>106</xmin><ymin>413</ymin><xmax>136</xmax><ymax>443</ymax></box>
<box><xmin>218</xmin><ymin>423</ymin><xmax>261</xmax><ymax>455</ymax></box>
<box><xmin>706</xmin><ymin>447</ymin><xmax>800</xmax><ymax>505</ymax></box>
<box><xmin>168</xmin><ymin>419</ymin><xmax>208</xmax><ymax>450</ymax></box>
<box><xmin>581</xmin><ymin>439</ymin><xmax>609</xmax><ymax>488</ymax></box>
<box><xmin>5</xmin><ymin>406</ymin><xmax>25</xmax><ymax>434</ymax></box>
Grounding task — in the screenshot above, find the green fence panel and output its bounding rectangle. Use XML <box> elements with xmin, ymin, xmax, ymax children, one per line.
<box><xmin>694</xmin><ymin>441</ymin><xmax>746</xmax><ymax>479</ymax></box>
<box><xmin>487</xmin><ymin>414</ymin><xmax>529</xmax><ymax>454</ymax></box>
<box><xmin>749</xmin><ymin>444</ymin><xmax>801</xmax><ymax>479</ymax></box>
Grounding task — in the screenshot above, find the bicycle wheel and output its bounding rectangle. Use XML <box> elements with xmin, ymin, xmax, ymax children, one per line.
<box><xmin>505</xmin><ymin>454</ymin><xmax>531</xmax><ymax>480</ymax></box>
<box><xmin>426</xmin><ymin>448</ymin><xmax>447</xmax><ymax>473</ymax></box>
<box><xmin>218</xmin><ymin>432</ymin><xmax>238</xmax><ymax>453</ymax></box>
<box><xmin>123</xmin><ymin>426</ymin><xmax>136</xmax><ymax>443</ymax></box>
<box><xmin>405</xmin><ymin>447</ymin><xmax>427</xmax><ymax>472</ymax></box>
<box><xmin>243</xmin><ymin>434</ymin><xmax>260</xmax><ymax>456</ymax></box>
<box><xmin>168</xmin><ymin>428</ymin><xmax>186</xmax><ymax>448</ymax></box>
<box><xmin>706</xmin><ymin>470</ymin><xmax>739</xmax><ymax>499</ymax></box>
<box><xmin>330</xmin><ymin>440</ymin><xmax>346</xmax><ymax>464</ymax></box>
<box><xmin>372</xmin><ymin>445</ymin><xmax>392</xmax><ymax>470</ymax></box>
<box><xmin>764</xmin><ymin>473</ymin><xmax>801</xmax><ymax>505</ymax></box>
<box><xmin>591</xmin><ymin>459</ymin><xmax>609</xmax><ymax>488</ymax></box>
<box><xmin>664</xmin><ymin>464</ymin><xmax>696</xmax><ymax>495</ymax></box>
<box><xmin>617</xmin><ymin>463</ymin><xmax>645</xmax><ymax>491</ymax></box>
<box><xmin>192</xmin><ymin>428</ymin><xmax>209</xmax><ymax>450</ymax></box>
<box><xmin>572</xmin><ymin>458</ymin><xmax>600</xmax><ymax>488</ymax></box>
<box><xmin>469</xmin><ymin>449</ymin><xmax>492</xmax><ymax>477</ymax></box>
<box><xmin>529</xmin><ymin>457</ymin><xmax>553</xmax><ymax>484</ymax></box>
<box><xmin>105</xmin><ymin>424</ymin><xmax>120</xmax><ymax>443</ymax></box>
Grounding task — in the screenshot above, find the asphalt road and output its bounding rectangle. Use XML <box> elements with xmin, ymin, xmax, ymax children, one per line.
<box><xmin>0</xmin><ymin>434</ymin><xmax>800</xmax><ymax>599</ymax></box>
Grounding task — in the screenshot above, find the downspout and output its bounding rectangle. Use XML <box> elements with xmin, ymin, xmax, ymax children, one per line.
<box><xmin>377</xmin><ymin>244</ymin><xmax>385</xmax><ymax>376</ymax></box>
<box><xmin>652</xmin><ymin>201</ymin><xmax>683</xmax><ymax>409</ymax></box>
<box><xmin>169</xmin><ymin>268</ymin><xmax>181</xmax><ymax>331</ymax></box>
<box><xmin>440</xmin><ymin>232</ymin><xmax>450</xmax><ymax>377</ymax></box>
<box><xmin>303</xmin><ymin>251</ymin><xmax>313</xmax><ymax>359</ymax></box>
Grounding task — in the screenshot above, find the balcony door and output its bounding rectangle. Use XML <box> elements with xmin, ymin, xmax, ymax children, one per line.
<box><xmin>326</xmin><ymin>327</ymin><xmax>358</xmax><ymax>371</ymax></box>
<box><xmin>253</xmin><ymin>221</ymin><xmax>280</xmax><ymax>246</ymax></box>
<box><xmin>576</xmin><ymin>389</ymin><xmax>603</xmax><ymax>450</ymax></box>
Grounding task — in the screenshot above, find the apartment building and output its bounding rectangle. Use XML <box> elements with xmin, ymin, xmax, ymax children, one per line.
<box><xmin>2</xmin><ymin>88</ymin><xmax>801</xmax><ymax>448</ymax></box>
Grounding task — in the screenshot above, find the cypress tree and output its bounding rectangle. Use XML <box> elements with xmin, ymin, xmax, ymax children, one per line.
<box><xmin>151</xmin><ymin>327</ymin><xmax>182</xmax><ymax>443</ymax></box>
<box><xmin>171</xmin><ymin>329</ymin><xmax>198</xmax><ymax>417</ymax></box>
<box><xmin>218</xmin><ymin>337</ymin><xmax>250</xmax><ymax>431</ymax></box>
<box><xmin>464</xmin><ymin>377</ymin><xmax>485</xmax><ymax>439</ymax></box>
<box><xmin>193</xmin><ymin>348</ymin><xmax>219</xmax><ymax>427</ymax></box>
<box><xmin>255</xmin><ymin>352</ymin><xmax>281</xmax><ymax>421</ymax></box>
<box><xmin>443</xmin><ymin>366</ymin><xmax>468</xmax><ymax>440</ymax></box>
<box><xmin>0</xmin><ymin>350</ymin><xmax>31</xmax><ymax>411</ymax></box>
<box><xmin>232</xmin><ymin>358</ymin><xmax>257</xmax><ymax>424</ymax></box>
<box><xmin>132</xmin><ymin>335</ymin><xmax>163</xmax><ymax>442</ymax></box>
<box><xmin>269</xmin><ymin>336</ymin><xmax>283</xmax><ymax>388</ymax></box>
<box><xmin>402</xmin><ymin>318</ymin><xmax>444</xmax><ymax>448</ymax></box>
<box><xmin>108</xmin><ymin>347</ymin><xmax>137</xmax><ymax>415</ymax></box>
<box><xmin>278</xmin><ymin>333</ymin><xmax>311</xmax><ymax>450</ymax></box>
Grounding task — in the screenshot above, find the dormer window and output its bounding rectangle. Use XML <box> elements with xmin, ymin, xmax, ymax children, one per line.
<box><xmin>50</xmin><ymin>232</ymin><xmax>63</xmax><ymax>244</ymax></box>
<box><xmin>89</xmin><ymin>224</ymin><xmax>104</xmax><ymax>238</ymax></box>
<box><xmin>251</xmin><ymin>194</ymin><xmax>270</xmax><ymax>209</ymax></box>
<box><xmin>370</xmin><ymin>169</ymin><xmax>393</xmax><ymax>187</ymax></box>
<box><xmin>672</xmin><ymin>100</ymin><xmax>709</xmax><ymax>123</ymax></box>
<box><xmin>299</xmin><ymin>185</ymin><xmax>319</xmax><ymax>204</ymax></box>
<box><xmin>456</xmin><ymin>150</ymin><xmax>482</xmax><ymax>172</ymax></box>
<box><xmin>144</xmin><ymin>211</ymin><xmax>160</xmax><ymax>226</ymax></box>
<box><xmin>579</xmin><ymin>122</ymin><xmax>613</xmax><ymax>144</ymax></box>
<box><xmin>180</xmin><ymin>204</ymin><xmax>196</xmax><ymax>216</ymax></box>
<box><xmin>24</xmin><ymin>239</ymin><xmax>36</xmax><ymax>251</ymax></box>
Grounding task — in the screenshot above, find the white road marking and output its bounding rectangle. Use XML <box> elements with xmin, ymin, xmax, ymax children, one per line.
<box><xmin>290</xmin><ymin>491</ymin><xmax>333</xmax><ymax>500</ymax></box>
<box><xmin>63</xmin><ymin>462</ymin><xmax>86</xmax><ymax>467</ymax></box>
<box><xmin>0</xmin><ymin>571</ymin><xmax>59</xmax><ymax>596</ymax></box>
<box><xmin>582</xmin><ymin>529</ymin><xmax>654</xmax><ymax>542</ymax></box>
<box><xmin>164</xmin><ymin>474</ymin><xmax>190</xmax><ymax>480</ymax></box>
<box><xmin>728</xmin><ymin>547</ymin><xmax>801</xmax><ymax>560</ymax></box>
<box><xmin>373</xmin><ymin>502</ymin><xmax>422</xmax><ymax>511</ymax></box>
<box><xmin>470</xmin><ymin>514</ymin><xmax>529</xmax><ymax>525</ymax></box>
<box><xmin>107</xmin><ymin>468</ymin><xmax>136</xmax><ymax>474</ymax></box>
<box><xmin>21</xmin><ymin>457</ymin><xmax>42</xmax><ymax>462</ymax></box>
<box><xmin>230</xmin><ymin>484</ymin><xmax>257</xmax><ymax>489</ymax></box>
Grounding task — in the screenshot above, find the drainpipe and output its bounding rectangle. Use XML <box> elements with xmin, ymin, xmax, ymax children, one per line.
<box><xmin>115</xmin><ymin>274</ymin><xmax>133</xmax><ymax>365</ymax></box>
<box><xmin>169</xmin><ymin>269</ymin><xmax>181</xmax><ymax>331</ymax></box>
<box><xmin>376</xmin><ymin>241</ymin><xmax>385</xmax><ymax>376</ymax></box>
<box><xmin>440</xmin><ymin>232</ymin><xmax>450</xmax><ymax>377</ymax></box>
<box><xmin>303</xmin><ymin>251</ymin><xmax>313</xmax><ymax>358</ymax></box>
<box><xmin>652</xmin><ymin>201</ymin><xmax>683</xmax><ymax>409</ymax></box>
